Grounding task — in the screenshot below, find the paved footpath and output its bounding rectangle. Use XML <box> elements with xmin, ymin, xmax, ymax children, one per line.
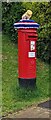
<box><xmin>3</xmin><ymin>105</ymin><xmax>51</xmax><ymax>119</ymax></box>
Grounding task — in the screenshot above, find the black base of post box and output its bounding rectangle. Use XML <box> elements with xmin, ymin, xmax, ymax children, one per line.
<box><xmin>18</xmin><ymin>78</ymin><xmax>36</xmax><ymax>88</ymax></box>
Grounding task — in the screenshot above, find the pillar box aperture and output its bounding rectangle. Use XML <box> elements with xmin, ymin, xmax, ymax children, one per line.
<box><xmin>14</xmin><ymin>19</ymin><xmax>39</xmax><ymax>87</ymax></box>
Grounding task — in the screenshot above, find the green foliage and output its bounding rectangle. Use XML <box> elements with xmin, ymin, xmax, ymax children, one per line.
<box><xmin>2</xmin><ymin>2</ymin><xmax>51</xmax><ymax>62</ymax></box>
<box><xmin>2</xmin><ymin>2</ymin><xmax>25</xmax><ymax>42</ymax></box>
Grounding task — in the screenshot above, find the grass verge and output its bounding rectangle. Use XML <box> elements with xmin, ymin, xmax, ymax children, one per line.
<box><xmin>2</xmin><ymin>34</ymin><xmax>49</xmax><ymax>116</ymax></box>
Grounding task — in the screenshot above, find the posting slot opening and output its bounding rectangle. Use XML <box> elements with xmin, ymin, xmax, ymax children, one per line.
<box><xmin>28</xmin><ymin>35</ymin><xmax>37</xmax><ymax>38</ymax></box>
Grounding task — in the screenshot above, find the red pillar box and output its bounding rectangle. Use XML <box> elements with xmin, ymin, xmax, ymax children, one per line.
<box><xmin>14</xmin><ymin>20</ymin><xmax>39</xmax><ymax>87</ymax></box>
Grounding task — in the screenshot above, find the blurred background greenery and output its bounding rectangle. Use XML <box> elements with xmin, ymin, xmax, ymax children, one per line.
<box><xmin>2</xmin><ymin>2</ymin><xmax>51</xmax><ymax>62</ymax></box>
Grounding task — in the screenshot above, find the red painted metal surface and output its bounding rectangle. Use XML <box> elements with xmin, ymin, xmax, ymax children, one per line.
<box><xmin>18</xmin><ymin>28</ymin><xmax>38</xmax><ymax>79</ymax></box>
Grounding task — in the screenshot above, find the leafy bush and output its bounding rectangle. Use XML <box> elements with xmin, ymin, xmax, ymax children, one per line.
<box><xmin>2</xmin><ymin>2</ymin><xmax>26</xmax><ymax>42</ymax></box>
<box><xmin>2</xmin><ymin>2</ymin><xmax>51</xmax><ymax>62</ymax></box>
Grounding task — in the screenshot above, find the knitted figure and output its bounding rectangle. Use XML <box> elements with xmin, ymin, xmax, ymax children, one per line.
<box><xmin>22</xmin><ymin>10</ymin><xmax>32</xmax><ymax>20</ymax></box>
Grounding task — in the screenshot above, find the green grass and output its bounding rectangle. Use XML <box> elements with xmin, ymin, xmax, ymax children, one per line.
<box><xmin>2</xmin><ymin>34</ymin><xmax>49</xmax><ymax>116</ymax></box>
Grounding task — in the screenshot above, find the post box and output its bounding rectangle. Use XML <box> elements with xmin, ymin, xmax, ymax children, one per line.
<box><xmin>14</xmin><ymin>20</ymin><xmax>39</xmax><ymax>87</ymax></box>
